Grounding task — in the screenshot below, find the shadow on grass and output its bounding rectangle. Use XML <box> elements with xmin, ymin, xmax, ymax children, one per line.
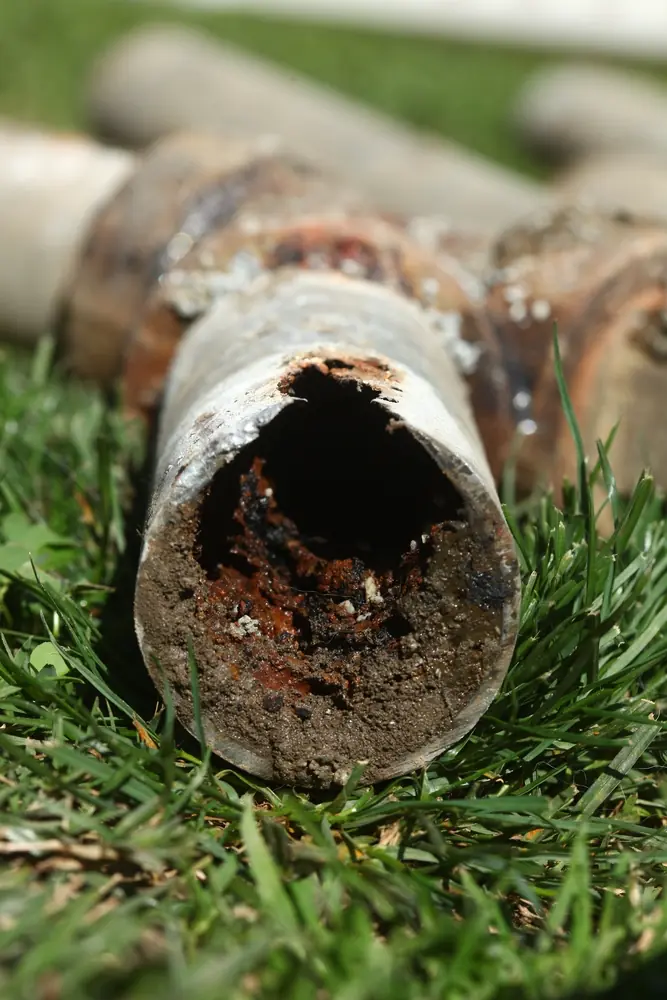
<box><xmin>570</xmin><ymin>949</ymin><xmax>667</xmax><ymax>1000</ymax></box>
<box><xmin>94</xmin><ymin>416</ymin><xmax>200</xmax><ymax>763</ymax></box>
<box><xmin>95</xmin><ymin>420</ymin><xmax>157</xmax><ymax>722</ymax></box>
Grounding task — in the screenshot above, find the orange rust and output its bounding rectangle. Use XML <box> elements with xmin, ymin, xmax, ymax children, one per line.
<box><xmin>328</xmin><ymin>357</ymin><xmax>393</xmax><ymax>381</ymax></box>
<box><xmin>59</xmin><ymin>133</ymin><xmax>354</xmax><ymax>385</ymax></box>
<box><xmin>195</xmin><ymin>453</ymin><xmax>427</xmax><ymax>701</ymax></box>
<box><xmin>69</xmin><ymin>136</ymin><xmax>667</xmax><ymax>497</ymax></box>
<box><xmin>559</xmin><ymin>274</ymin><xmax>667</xmax><ymax>495</ymax></box>
<box><xmin>252</xmin><ymin>662</ymin><xmax>310</xmax><ymax>696</ymax></box>
<box><xmin>275</xmin><ymin>355</ymin><xmax>397</xmax><ymax>399</ymax></box>
<box><xmin>264</xmin><ymin>225</ymin><xmax>411</xmax><ymax>294</ymax></box>
<box><xmin>486</xmin><ymin>206</ymin><xmax>667</xmax><ymax>495</ymax></box>
<box><xmin>122</xmin><ymin>213</ymin><xmax>501</xmax><ymax>423</ymax></box>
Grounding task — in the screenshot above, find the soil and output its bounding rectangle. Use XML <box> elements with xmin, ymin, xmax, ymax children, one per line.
<box><xmin>135</xmin><ymin>366</ymin><xmax>510</xmax><ymax>787</ymax></box>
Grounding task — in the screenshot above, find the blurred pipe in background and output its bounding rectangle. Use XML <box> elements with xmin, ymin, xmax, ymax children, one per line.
<box><xmin>86</xmin><ymin>23</ymin><xmax>549</xmax><ymax>230</ymax></box>
<box><xmin>143</xmin><ymin>0</ymin><xmax>667</xmax><ymax>61</ymax></box>
<box><xmin>514</xmin><ymin>64</ymin><xmax>667</xmax><ymax>166</ymax></box>
<box><xmin>0</xmin><ymin>124</ymin><xmax>134</xmax><ymax>346</ymax></box>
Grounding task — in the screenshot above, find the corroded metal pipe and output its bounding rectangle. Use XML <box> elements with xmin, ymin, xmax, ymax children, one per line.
<box><xmin>48</xmin><ymin>126</ymin><xmax>667</xmax><ymax>509</ymax></box>
<box><xmin>58</xmin><ymin>130</ymin><xmax>364</xmax><ymax>385</ymax></box>
<box><xmin>135</xmin><ymin>273</ymin><xmax>519</xmax><ymax>785</ymax></box>
<box><xmin>8</xmin><ymin>124</ymin><xmax>667</xmax><ymax>784</ymax></box>
<box><xmin>485</xmin><ymin>205</ymin><xmax>667</xmax><ymax>499</ymax></box>
<box><xmin>85</xmin><ymin>23</ymin><xmax>547</xmax><ymax>230</ymax></box>
<box><xmin>39</xmin><ymin>127</ymin><xmax>517</xmax><ymax>786</ymax></box>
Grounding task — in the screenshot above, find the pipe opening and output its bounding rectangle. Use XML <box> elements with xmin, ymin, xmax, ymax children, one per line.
<box><xmin>195</xmin><ymin>364</ymin><xmax>465</xmax><ymax>679</ymax></box>
<box><xmin>198</xmin><ymin>364</ymin><xmax>463</xmax><ymax>580</ymax></box>
<box><xmin>135</xmin><ymin>362</ymin><xmax>515</xmax><ymax>786</ymax></box>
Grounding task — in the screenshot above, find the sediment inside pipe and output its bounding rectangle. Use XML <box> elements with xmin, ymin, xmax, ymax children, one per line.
<box><xmin>136</xmin><ymin>357</ymin><xmax>516</xmax><ymax>787</ymax></box>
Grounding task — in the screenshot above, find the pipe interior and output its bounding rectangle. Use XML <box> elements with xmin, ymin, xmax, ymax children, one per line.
<box><xmin>134</xmin><ymin>361</ymin><xmax>514</xmax><ymax>786</ymax></box>
<box><xmin>197</xmin><ymin>363</ymin><xmax>464</xmax><ymax>582</ymax></box>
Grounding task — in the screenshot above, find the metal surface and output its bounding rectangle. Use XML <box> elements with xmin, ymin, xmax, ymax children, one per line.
<box><xmin>135</xmin><ymin>269</ymin><xmax>520</xmax><ymax>786</ymax></box>
<box><xmin>42</xmin><ymin>126</ymin><xmax>521</xmax><ymax>787</ymax></box>
<box><xmin>125</xmin><ymin>211</ymin><xmax>511</xmax><ymax>467</ymax></box>
<box><xmin>485</xmin><ymin>205</ymin><xmax>667</xmax><ymax>498</ymax></box>
<box><xmin>60</xmin><ymin>130</ymin><xmax>359</xmax><ymax>382</ymax></box>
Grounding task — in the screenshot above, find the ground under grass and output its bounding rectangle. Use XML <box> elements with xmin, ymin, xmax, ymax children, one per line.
<box><xmin>2</xmin><ymin>3</ymin><xmax>667</xmax><ymax>997</ymax></box>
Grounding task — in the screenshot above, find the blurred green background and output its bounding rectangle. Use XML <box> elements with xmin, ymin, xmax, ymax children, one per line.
<box><xmin>3</xmin><ymin>0</ymin><xmax>667</xmax><ymax>179</ymax></box>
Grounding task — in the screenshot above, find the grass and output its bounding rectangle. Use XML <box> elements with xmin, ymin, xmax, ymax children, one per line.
<box><xmin>3</xmin><ymin>347</ymin><xmax>667</xmax><ymax>1000</ymax></box>
<box><xmin>2</xmin><ymin>1</ymin><xmax>667</xmax><ymax>997</ymax></box>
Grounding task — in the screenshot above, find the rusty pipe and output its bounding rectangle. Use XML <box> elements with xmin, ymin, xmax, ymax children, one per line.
<box><xmin>484</xmin><ymin>205</ymin><xmax>667</xmax><ymax>500</ymax></box>
<box><xmin>8</xmin><ymin>125</ymin><xmax>667</xmax><ymax>783</ymax></box>
<box><xmin>0</xmin><ymin>126</ymin><xmax>511</xmax><ymax>786</ymax></box>
<box><xmin>57</xmin><ymin>130</ymin><xmax>521</xmax><ymax>785</ymax></box>
<box><xmin>135</xmin><ymin>272</ymin><xmax>519</xmax><ymax>785</ymax></box>
<box><xmin>84</xmin><ymin>23</ymin><xmax>548</xmax><ymax>230</ymax></box>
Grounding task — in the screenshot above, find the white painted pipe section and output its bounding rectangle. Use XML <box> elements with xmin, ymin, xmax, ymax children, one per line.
<box><xmin>514</xmin><ymin>64</ymin><xmax>667</xmax><ymax>164</ymax></box>
<box><xmin>0</xmin><ymin>125</ymin><xmax>135</xmax><ymax>345</ymax></box>
<box><xmin>87</xmin><ymin>24</ymin><xmax>547</xmax><ymax>229</ymax></box>
<box><xmin>143</xmin><ymin>0</ymin><xmax>667</xmax><ymax>61</ymax></box>
<box><xmin>135</xmin><ymin>268</ymin><xmax>519</xmax><ymax>786</ymax></box>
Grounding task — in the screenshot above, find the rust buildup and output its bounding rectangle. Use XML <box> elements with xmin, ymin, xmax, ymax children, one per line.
<box><xmin>135</xmin><ymin>355</ymin><xmax>515</xmax><ymax>786</ymax></box>
<box><xmin>266</xmin><ymin>229</ymin><xmax>410</xmax><ymax>293</ymax></box>
<box><xmin>192</xmin><ymin>365</ymin><xmax>461</xmax><ymax>718</ymax></box>
<box><xmin>123</xmin><ymin>212</ymin><xmax>505</xmax><ymax>423</ymax></box>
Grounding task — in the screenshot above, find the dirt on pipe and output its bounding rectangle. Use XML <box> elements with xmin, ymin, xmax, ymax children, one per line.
<box><xmin>136</xmin><ymin>360</ymin><xmax>511</xmax><ymax>786</ymax></box>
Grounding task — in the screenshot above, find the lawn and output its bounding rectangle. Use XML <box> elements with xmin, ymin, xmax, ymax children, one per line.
<box><xmin>2</xmin><ymin>3</ymin><xmax>667</xmax><ymax>998</ymax></box>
